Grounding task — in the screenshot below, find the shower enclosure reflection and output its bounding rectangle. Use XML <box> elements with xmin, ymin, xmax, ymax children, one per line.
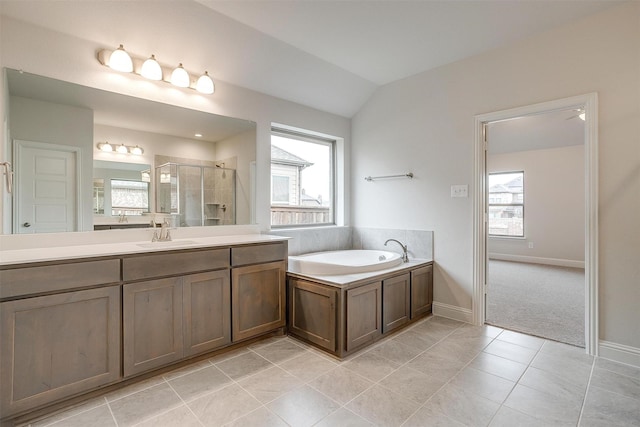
<box><xmin>156</xmin><ymin>162</ymin><xmax>236</xmax><ymax>227</ymax></box>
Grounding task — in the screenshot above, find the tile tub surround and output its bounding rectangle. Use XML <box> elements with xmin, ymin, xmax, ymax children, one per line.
<box><xmin>269</xmin><ymin>226</ymin><xmax>433</xmax><ymax>260</ymax></box>
<box><xmin>18</xmin><ymin>317</ymin><xmax>640</xmax><ymax>427</ymax></box>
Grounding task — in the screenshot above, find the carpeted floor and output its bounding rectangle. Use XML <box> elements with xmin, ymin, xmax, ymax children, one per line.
<box><xmin>486</xmin><ymin>260</ymin><xmax>585</xmax><ymax>347</ymax></box>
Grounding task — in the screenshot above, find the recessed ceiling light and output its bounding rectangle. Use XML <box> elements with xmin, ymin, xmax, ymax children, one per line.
<box><xmin>195</xmin><ymin>133</ymin><xmax>203</xmax><ymax>138</ymax></box>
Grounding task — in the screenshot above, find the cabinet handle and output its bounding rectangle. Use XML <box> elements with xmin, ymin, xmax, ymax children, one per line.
<box><xmin>22</xmin><ymin>222</ymin><xmax>31</xmax><ymax>228</ymax></box>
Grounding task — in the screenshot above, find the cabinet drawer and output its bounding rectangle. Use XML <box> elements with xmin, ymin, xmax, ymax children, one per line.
<box><xmin>231</xmin><ymin>242</ymin><xmax>286</xmax><ymax>266</ymax></box>
<box><xmin>123</xmin><ymin>248</ymin><xmax>229</xmax><ymax>281</ymax></box>
<box><xmin>0</xmin><ymin>259</ymin><xmax>121</xmax><ymax>299</ymax></box>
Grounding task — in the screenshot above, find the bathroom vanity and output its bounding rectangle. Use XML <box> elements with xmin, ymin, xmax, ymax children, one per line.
<box><xmin>287</xmin><ymin>260</ymin><xmax>433</xmax><ymax>358</ymax></box>
<box><xmin>0</xmin><ymin>236</ymin><xmax>287</xmax><ymax>420</ymax></box>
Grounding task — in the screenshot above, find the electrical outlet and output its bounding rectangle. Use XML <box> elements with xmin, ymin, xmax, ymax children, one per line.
<box><xmin>528</xmin><ymin>242</ymin><xmax>534</xmax><ymax>249</ymax></box>
<box><xmin>451</xmin><ymin>185</ymin><xmax>468</xmax><ymax>198</ymax></box>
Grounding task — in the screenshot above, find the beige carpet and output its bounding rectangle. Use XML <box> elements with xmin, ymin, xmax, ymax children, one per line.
<box><xmin>486</xmin><ymin>260</ymin><xmax>585</xmax><ymax>347</ymax></box>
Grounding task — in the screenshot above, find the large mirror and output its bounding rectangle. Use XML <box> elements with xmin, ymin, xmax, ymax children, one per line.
<box><xmin>5</xmin><ymin>68</ymin><xmax>256</xmax><ymax>234</ymax></box>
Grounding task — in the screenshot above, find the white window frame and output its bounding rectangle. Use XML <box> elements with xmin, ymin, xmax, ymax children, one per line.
<box><xmin>488</xmin><ymin>171</ymin><xmax>524</xmax><ymax>238</ymax></box>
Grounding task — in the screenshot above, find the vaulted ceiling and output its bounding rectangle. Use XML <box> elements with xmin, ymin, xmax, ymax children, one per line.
<box><xmin>1</xmin><ymin>0</ymin><xmax>623</xmax><ymax>117</ymax></box>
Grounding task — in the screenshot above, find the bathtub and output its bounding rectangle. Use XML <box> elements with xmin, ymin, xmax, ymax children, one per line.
<box><xmin>288</xmin><ymin>250</ymin><xmax>403</xmax><ymax>275</ymax></box>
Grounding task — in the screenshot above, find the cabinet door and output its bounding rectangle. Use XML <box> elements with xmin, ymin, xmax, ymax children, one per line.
<box><xmin>1</xmin><ymin>286</ymin><xmax>120</xmax><ymax>417</ymax></box>
<box><xmin>183</xmin><ymin>270</ymin><xmax>231</xmax><ymax>357</ymax></box>
<box><xmin>346</xmin><ymin>281</ymin><xmax>382</xmax><ymax>352</ymax></box>
<box><xmin>123</xmin><ymin>278</ymin><xmax>183</xmax><ymax>377</ymax></box>
<box><xmin>411</xmin><ymin>264</ymin><xmax>433</xmax><ymax>319</ymax></box>
<box><xmin>231</xmin><ymin>261</ymin><xmax>286</xmax><ymax>342</ymax></box>
<box><xmin>383</xmin><ymin>273</ymin><xmax>410</xmax><ymax>333</ymax></box>
<box><xmin>289</xmin><ymin>279</ymin><xmax>337</xmax><ymax>352</ymax></box>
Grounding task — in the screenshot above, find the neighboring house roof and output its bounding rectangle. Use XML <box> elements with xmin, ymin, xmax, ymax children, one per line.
<box><xmin>489</xmin><ymin>175</ymin><xmax>523</xmax><ymax>194</ymax></box>
<box><xmin>271</xmin><ymin>145</ymin><xmax>313</xmax><ymax>168</ymax></box>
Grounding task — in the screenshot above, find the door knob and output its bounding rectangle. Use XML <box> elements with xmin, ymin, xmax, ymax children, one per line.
<box><xmin>22</xmin><ymin>222</ymin><xmax>31</xmax><ymax>227</ymax></box>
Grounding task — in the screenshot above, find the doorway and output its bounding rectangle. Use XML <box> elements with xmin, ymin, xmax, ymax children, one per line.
<box><xmin>13</xmin><ymin>140</ymin><xmax>81</xmax><ymax>233</ymax></box>
<box><xmin>473</xmin><ymin>93</ymin><xmax>599</xmax><ymax>355</ymax></box>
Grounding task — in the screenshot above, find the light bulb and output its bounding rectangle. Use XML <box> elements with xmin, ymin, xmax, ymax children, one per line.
<box><xmin>140</xmin><ymin>55</ymin><xmax>162</xmax><ymax>80</ymax></box>
<box><xmin>579</xmin><ymin>112</ymin><xmax>586</xmax><ymax>121</ymax></box>
<box><xmin>130</xmin><ymin>145</ymin><xmax>144</xmax><ymax>155</ymax></box>
<box><xmin>116</xmin><ymin>144</ymin><xmax>128</xmax><ymax>154</ymax></box>
<box><xmin>109</xmin><ymin>44</ymin><xmax>133</xmax><ymax>73</ymax></box>
<box><xmin>98</xmin><ymin>142</ymin><xmax>113</xmax><ymax>152</ymax></box>
<box><xmin>196</xmin><ymin>71</ymin><xmax>215</xmax><ymax>94</ymax></box>
<box><xmin>170</xmin><ymin>63</ymin><xmax>190</xmax><ymax>88</ymax></box>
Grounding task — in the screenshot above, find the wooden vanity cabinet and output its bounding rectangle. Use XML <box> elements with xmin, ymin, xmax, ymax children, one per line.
<box><xmin>122</xmin><ymin>248</ymin><xmax>231</xmax><ymax>377</ymax></box>
<box><xmin>1</xmin><ymin>285</ymin><xmax>121</xmax><ymax>417</ymax></box>
<box><xmin>382</xmin><ymin>273</ymin><xmax>410</xmax><ymax>333</ymax></box>
<box><xmin>346</xmin><ymin>281</ymin><xmax>382</xmax><ymax>352</ymax></box>
<box><xmin>289</xmin><ymin>279</ymin><xmax>338</xmax><ymax>352</ymax></box>
<box><xmin>231</xmin><ymin>242</ymin><xmax>287</xmax><ymax>342</ymax></box>
<box><xmin>410</xmin><ymin>264</ymin><xmax>433</xmax><ymax>319</ymax></box>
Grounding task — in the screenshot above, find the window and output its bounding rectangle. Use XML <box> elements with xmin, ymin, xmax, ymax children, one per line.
<box><xmin>488</xmin><ymin>171</ymin><xmax>524</xmax><ymax>237</ymax></box>
<box><xmin>111</xmin><ymin>179</ymin><xmax>149</xmax><ymax>215</ymax></box>
<box><xmin>270</xmin><ymin>127</ymin><xmax>334</xmax><ymax>227</ymax></box>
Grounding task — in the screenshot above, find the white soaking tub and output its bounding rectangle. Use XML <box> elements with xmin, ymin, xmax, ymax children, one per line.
<box><xmin>288</xmin><ymin>249</ymin><xmax>403</xmax><ymax>275</ymax></box>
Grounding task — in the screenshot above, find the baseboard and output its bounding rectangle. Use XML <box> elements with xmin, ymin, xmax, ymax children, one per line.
<box><xmin>489</xmin><ymin>253</ymin><xmax>585</xmax><ymax>269</ymax></box>
<box><xmin>599</xmin><ymin>340</ymin><xmax>640</xmax><ymax>368</ymax></box>
<box><xmin>432</xmin><ymin>302</ymin><xmax>473</xmax><ymax>324</ymax></box>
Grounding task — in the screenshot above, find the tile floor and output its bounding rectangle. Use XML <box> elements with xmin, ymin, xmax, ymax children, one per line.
<box><xmin>21</xmin><ymin>316</ymin><xmax>640</xmax><ymax>427</ymax></box>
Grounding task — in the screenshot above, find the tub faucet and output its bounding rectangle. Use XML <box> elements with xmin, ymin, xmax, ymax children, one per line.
<box><xmin>384</xmin><ymin>239</ymin><xmax>409</xmax><ymax>263</ymax></box>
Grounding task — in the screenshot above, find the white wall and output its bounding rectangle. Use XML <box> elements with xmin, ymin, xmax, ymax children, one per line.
<box><xmin>352</xmin><ymin>2</ymin><xmax>640</xmax><ymax>350</ymax></box>
<box><xmin>488</xmin><ymin>145</ymin><xmax>585</xmax><ymax>266</ymax></box>
<box><xmin>0</xmin><ymin>15</ymin><xmax>351</xmax><ymax>232</ymax></box>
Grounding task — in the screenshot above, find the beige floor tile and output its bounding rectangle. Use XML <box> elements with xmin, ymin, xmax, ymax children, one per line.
<box><xmin>504</xmin><ymin>384</ymin><xmax>583</xmax><ymax>425</ymax></box>
<box><xmin>423</xmin><ymin>382</ymin><xmax>501</xmax><ymax>427</ymax></box>
<box><xmin>580</xmin><ymin>385</ymin><xmax>640</xmax><ymax>427</ymax></box>
<box><xmin>310</xmin><ymin>366</ymin><xmax>374</xmax><ymax>405</ymax></box>
<box><xmin>392</xmin><ymin>329</ymin><xmax>441</xmax><ymax>351</ymax></box>
<box><xmin>539</xmin><ymin>340</ymin><xmax>593</xmax><ymax>366</ymax></box>
<box><xmin>454</xmin><ymin>323</ymin><xmax>503</xmax><ymax>339</ymax></box>
<box><xmin>104</xmin><ymin>376</ymin><xmax>166</xmax><ymax>402</ymax></box>
<box><xmin>406</xmin><ymin>349</ymin><xmax>466</xmax><ymax>382</ymax></box>
<box><xmin>469</xmin><ymin>352</ymin><xmax>528</xmax><ymax>382</ymax></box>
<box><xmin>109</xmin><ymin>383</ymin><xmax>183</xmax><ymax>427</ymax></box>
<box><xmin>42</xmin><ymin>404</ymin><xmax>116</xmax><ymax>427</ymax></box>
<box><xmin>519</xmin><ymin>366</ymin><xmax>587</xmax><ymax>402</ymax></box>
<box><xmin>134</xmin><ymin>405</ymin><xmax>201</xmax><ymax>427</ymax></box>
<box><xmin>489</xmin><ymin>406</ymin><xmax>574</xmax><ymax>427</ymax></box>
<box><xmin>531</xmin><ymin>351</ymin><xmax>592</xmax><ymax>388</ymax></box>
<box><xmin>346</xmin><ymin>384</ymin><xmax>419</xmax><ymax>426</ymax></box>
<box><xmin>162</xmin><ymin>359</ymin><xmax>212</xmax><ymax>381</ymax></box>
<box><xmin>367</xmin><ymin>339</ymin><xmax>423</xmax><ymax>365</ymax></box>
<box><xmin>279</xmin><ymin>351</ymin><xmax>338</xmax><ymax>382</ymax></box>
<box><xmin>590</xmin><ymin>366</ymin><xmax>640</xmax><ymax>400</ymax></box>
<box><xmin>267</xmin><ymin>385</ymin><xmax>340</xmax><ymax>427</ymax></box>
<box><xmin>429</xmin><ymin>335</ymin><xmax>493</xmax><ymax>364</ymax></box>
<box><xmin>379</xmin><ymin>365</ymin><xmax>447</xmax><ymax>404</ymax></box>
<box><xmin>188</xmin><ymin>383</ymin><xmax>261</xmax><ymax>426</ymax></box>
<box><xmin>224</xmin><ymin>406</ymin><xmax>288</xmax><ymax>427</ymax></box>
<box><xmin>314</xmin><ymin>408</ymin><xmax>374</xmax><ymax>427</ymax></box>
<box><xmin>595</xmin><ymin>358</ymin><xmax>640</xmax><ymax>380</ymax></box>
<box><xmin>214</xmin><ymin>351</ymin><xmax>274</xmax><ymax>380</ymax></box>
<box><xmin>343</xmin><ymin>351</ymin><xmax>400</xmax><ymax>382</ymax></box>
<box><xmin>404</xmin><ymin>406</ymin><xmax>467</xmax><ymax>427</ymax></box>
<box><xmin>207</xmin><ymin>346</ymin><xmax>250</xmax><ymax>364</ymax></box>
<box><xmin>449</xmin><ymin>367</ymin><xmax>516</xmax><ymax>404</ymax></box>
<box><xmin>168</xmin><ymin>364</ymin><xmax>233</xmax><ymax>402</ymax></box>
<box><xmin>496</xmin><ymin>330</ymin><xmax>545</xmax><ymax>350</ymax></box>
<box><xmin>429</xmin><ymin>316</ymin><xmax>464</xmax><ymax>328</ymax></box>
<box><xmin>237</xmin><ymin>366</ymin><xmax>303</xmax><ymax>404</ymax></box>
<box><xmin>484</xmin><ymin>339</ymin><xmax>537</xmax><ymax>365</ymax></box>
<box><xmin>252</xmin><ymin>338</ymin><xmax>308</xmax><ymax>364</ymax></box>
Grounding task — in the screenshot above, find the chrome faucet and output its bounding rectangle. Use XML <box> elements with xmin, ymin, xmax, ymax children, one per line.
<box><xmin>118</xmin><ymin>212</ymin><xmax>128</xmax><ymax>223</ymax></box>
<box><xmin>384</xmin><ymin>239</ymin><xmax>409</xmax><ymax>263</ymax></box>
<box><xmin>151</xmin><ymin>219</ymin><xmax>172</xmax><ymax>242</ymax></box>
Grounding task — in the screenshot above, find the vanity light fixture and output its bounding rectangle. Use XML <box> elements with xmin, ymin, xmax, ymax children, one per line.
<box><xmin>96</xmin><ymin>142</ymin><xmax>144</xmax><ymax>156</ymax></box>
<box><xmin>140</xmin><ymin>54</ymin><xmax>162</xmax><ymax>80</ymax></box>
<box><xmin>170</xmin><ymin>63</ymin><xmax>190</xmax><ymax>88</ymax></box>
<box><xmin>108</xmin><ymin>44</ymin><xmax>133</xmax><ymax>73</ymax></box>
<box><xmin>97</xmin><ymin>45</ymin><xmax>215</xmax><ymax>95</ymax></box>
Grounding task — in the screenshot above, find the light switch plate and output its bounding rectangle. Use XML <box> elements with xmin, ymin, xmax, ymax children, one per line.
<box><xmin>451</xmin><ymin>185</ymin><xmax>468</xmax><ymax>198</ymax></box>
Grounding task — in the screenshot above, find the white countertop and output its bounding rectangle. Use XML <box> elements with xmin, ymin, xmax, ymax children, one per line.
<box><xmin>0</xmin><ymin>234</ymin><xmax>289</xmax><ymax>266</ymax></box>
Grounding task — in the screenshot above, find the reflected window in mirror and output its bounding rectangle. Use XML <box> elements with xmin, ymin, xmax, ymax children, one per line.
<box><xmin>93</xmin><ymin>179</ymin><xmax>105</xmax><ymax>214</ymax></box>
<box><xmin>110</xmin><ymin>179</ymin><xmax>149</xmax><ymax>216</ymax></box>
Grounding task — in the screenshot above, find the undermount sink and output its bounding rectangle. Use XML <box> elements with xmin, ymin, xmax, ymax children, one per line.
<box><xmin>136</xmin><ymin>240</ymin><xmax>199</xmax><ymax>249</ymax></box>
